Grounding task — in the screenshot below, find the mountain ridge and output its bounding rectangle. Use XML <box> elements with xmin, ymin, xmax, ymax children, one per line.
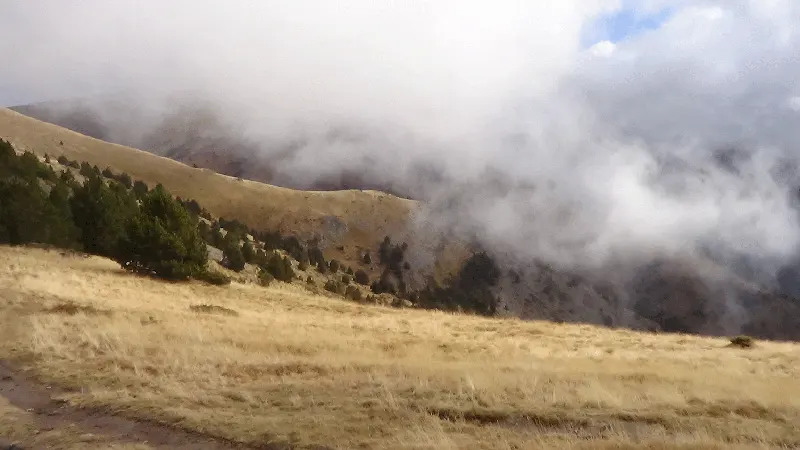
<box><xmin>0</xmin><ymin>107</ymin><xmax>430</xmax><ymax>275</ymax></box>
<box><xmin>5</xmin><ymin>105</ymin><xmax>800</xmax><ymax>341</ymax></box>
<box><xmin>10</xmin><ymin>99</ymin><xmax>420</xmax><ymax>198</ymax></box>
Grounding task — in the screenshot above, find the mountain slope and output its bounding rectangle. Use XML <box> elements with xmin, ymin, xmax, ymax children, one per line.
<box><xmin>2</xmin><ymin>245</ymin><xmax>799</xmax><ymax>449</ymax></box>
<box><xmin>0</xmin><ymin>107</ymin><xmax>416</xmax><ymax>268</ymax></box>
<box><xmin>11</xmin><ymin>99</ymin><xmax>418</xmax><ymax>197</ymax></box>
<box><xmin>6</xmin><ymin>106</ymin><xmax>800</xmax><ymax>341</ymax></box>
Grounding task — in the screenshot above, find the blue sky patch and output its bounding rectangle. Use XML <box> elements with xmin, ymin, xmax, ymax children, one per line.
<box><xmin>583</xmin><ymin>6</ymin><xmax>672</xmax><ymax>47</ymax></box>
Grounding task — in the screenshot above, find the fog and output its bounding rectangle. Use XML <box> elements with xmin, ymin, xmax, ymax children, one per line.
<box><xmin>4</xmin><ymin>1</ymin><xmax>800</xmax><ymax>281</ymax></box>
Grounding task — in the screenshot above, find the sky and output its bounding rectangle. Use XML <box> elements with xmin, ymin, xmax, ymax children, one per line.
<box><xmin>585</xmin><ymin>4</ymin><xmax>673</xmax><ymax>45</ymax></box>
<box><xmin>2</xmin><ymin>0</ymin><xmax>800</xmax><ymax>277</ymax></box>
<box><xmin>1</xmin><ymin>2</ymin><xmax>671</xmax><ymax>107</ymax></box>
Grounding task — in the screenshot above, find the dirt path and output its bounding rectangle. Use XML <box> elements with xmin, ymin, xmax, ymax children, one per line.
<box><xmin>0</xmin><ymin>361</ymin><xmax>265</xmax><ymax>450</ymax></box>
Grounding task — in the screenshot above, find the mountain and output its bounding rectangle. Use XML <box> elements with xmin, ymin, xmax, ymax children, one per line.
<box><xmin>0</xmin><ymin>107</ymin><xmax>421</xmax><ymax>272</ymax></box>
<box><xmin>11</xmin><ymin>98</ymin><xmax>419</xmax><ymax>197</ymax></box>
<box><xmin>3</xmin><ymin>105</ymin><xmax>800</xmax><ymax>341</ymax></box>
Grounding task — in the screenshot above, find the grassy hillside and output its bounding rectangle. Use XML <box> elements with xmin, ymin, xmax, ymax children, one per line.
<box><xmin>0</xmin><ymin>107</ymin><xmax>416</xmax><ymax>269</ymax></box>
<box><xmin>11</xmin><ymin>99</ymin><xmax>422</xmax><ymax>198</ymax></box>
<box><xmin>7</xmin><ymin>106</ymin><xmax>800</xmax><ymax>343</ymax></box>
<box><xmin>1</xmin><ymin>246</ymin><xmax>798</xmax><ymax>449</ymax></box>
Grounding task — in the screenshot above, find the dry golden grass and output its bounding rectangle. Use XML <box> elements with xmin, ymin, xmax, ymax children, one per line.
<box><xmin>0</xmin><ymin>107</ymin><xmax>414</xmax><ymax>265</ymax></box>
<box><xmin>1</xmin><ymin>246</ymin><xmax>799</xmax><ymax>449</ymax></box>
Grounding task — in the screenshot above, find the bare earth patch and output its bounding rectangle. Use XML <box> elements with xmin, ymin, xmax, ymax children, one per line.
<box><xmin>46</xmin><ymin>301</ymin><xmax>113</xmax><ymax>317</ymax></box>
<box><xmin>1</xmin><ymin>246</ymin><xmax>799</xmax><ymax>449</ymax></box>
<box><xmin>189</xmin><ymin>304</ymin><xmax>239</xmax><ymax>317</ymax></box>
<box><xmin>728</xmin><ymin>335</ymin><xmax>756</xmax><ymax>349</ymax></box>
<box><xmin>0</xmin><ymin>361</ymin><xmax>256</xmax><ymax>450</ymax></box>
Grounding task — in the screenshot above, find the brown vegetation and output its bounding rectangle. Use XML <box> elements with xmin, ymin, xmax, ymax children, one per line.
<box><xmin>0</xmin><ymin>108</ymin><xmax>417</xmax><ymax>271</ymax></box>
<box><xmin>1</xmin><ymin>246</ymin><xmax>799</xmax><ymax>449</ymax></box>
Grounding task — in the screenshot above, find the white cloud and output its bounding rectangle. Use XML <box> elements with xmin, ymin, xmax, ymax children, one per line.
<box><xmin>590</xmin><ymin>40</ymin><xmax>616</xmax><ymax>57</ymax></box>
<box><xmin>3</xmin><ymin>0</ymin><xmax>800</xmax><ymax>272</ymax></box>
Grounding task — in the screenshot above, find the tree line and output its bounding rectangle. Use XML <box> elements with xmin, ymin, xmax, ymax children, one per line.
<box><xmin>1</xmin><ymin>138</ymin><xmax>505</xmax><ymax>315</ymax></box>
<box><xmin>0</xmin><ymin>139</ymin><xmax>217</xmax><ymax>283</ymax></box>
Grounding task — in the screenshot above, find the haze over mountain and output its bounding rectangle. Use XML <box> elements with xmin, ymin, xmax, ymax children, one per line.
<box><xmin>5</xmin><ymin>1</ymin><xmax>800</xmax><ymax>337</ymax></box>
<box><xmin>12</xmin><ymin>96</ymin><xmax>428</xmax><ymax>197</ymax></box>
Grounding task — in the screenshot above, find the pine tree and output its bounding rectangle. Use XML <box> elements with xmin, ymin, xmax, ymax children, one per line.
<box><xmin>197</xmin><ymin>221</ymin><xmax>212</xmax><ymax>244</ymax></box>
<box><xmin>115</xmin><ymin>184</ymin><xmax>208</xmax><ymax>280</ymax></box>
<box><xmin>59</xmin><ymin>170</ymin><xmax>79</xmax><ymax>191</ymax></box>
<box><xmin>281</xmin><ymin>236</ymin><xmax>305</xmax><ymax>261</ymax></box>
<box><xmin>354</xmin><ymin>269</ymin><xmax>370</xmax><ymax>285</ymax></box>
<box><xmin>0</xmin><ymin>179</ymin><xmax>57</xmax><ymax>245</ymax></box>
<box><xmin>263</xmin><ymin>253</ymin><xmax>294</xmax><ymax>282</ymax></box>
<box><xmin>46</xmin><ymin>180</ymin><xmax>80</xmax><ymax>248</ymax></box>
<box><xmin>241</xmin><ymin>240</ymin><xmax>255</xmax><ymax>263</ymax></box>
<box><xmin>309</xmin><ymin>246</ymin><xmax>326</xmax><ymax>268</ymax></box>
<box><xmin>0</xmin><ymin>143</ymin><xmax>54</xmax><ymax>182</ymax></box>
<box><xmin>298</xmin><ymin>259</ymin><xmax>309</xmax><ymax>271</ymax></box>
<box><xmin>298</xmin><ymin>248</ymin><xmax>310</xmax><ymax>268</ymax></box>
<box><xmin>378</xmin><ymin>236</ymin><xmax>391</xmax><ymax>264</ymax></box>
<box><xmin>116</xmin><ymin>172</ymin><xmax>133</xmax><ymax>189</ymax></box>
<box><xmin>79</xmin><ymin>162</ymin><xmax>98</xmax><ymax>178</ymax></box>
<box><xmin>132</xmin><ymin>180</ymin><xmax>149</xmax><ymax>199</ymax></box>
<box><xmin>70</xmin><ymin>174</ymin><xmax>136</xmax><ymax>257</ymax></box>
<box><xmin>222</xmin><ymin>234</ymin><xmax>246</xmax><ymax>272</ymax></box>
<box><xmin>329</xmin><ymin>259</ymin><xmax>340</xmax><ymax>273</ymax></box>
<box><xmin>254</xmin><ymin>249</ymin><xmax>268</xmax><ymax>266</ymax></box>
<box><xmin>0</xmin><ymin>139</ymin><xmax>15</xmax><ymax>172</ymax></box>
<box><xmin>0</xmin><ymin>143</ymin><xmax>79</xmax><ymax>248</ymax></box>
<box><xmin>211</xmin><ymin>226</ymin><xmax>225</xmax><ymax>248</ymax></box>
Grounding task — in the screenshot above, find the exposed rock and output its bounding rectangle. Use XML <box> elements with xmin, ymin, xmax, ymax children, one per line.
<box><xmin>206</xmin><ymin>245</ymin><xmax>223</xmax><ymax>263</ymax></box>
<box><xmin>321</xmin><ymin>216</ymin><xmax>348</xmax><ymax>241</ymax></box>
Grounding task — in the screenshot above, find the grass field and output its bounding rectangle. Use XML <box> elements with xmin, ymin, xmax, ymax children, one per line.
<box><xmin>1</xmin><ymin>246</ymin><xmax>798</xmax><ymax>449</ymax></box>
